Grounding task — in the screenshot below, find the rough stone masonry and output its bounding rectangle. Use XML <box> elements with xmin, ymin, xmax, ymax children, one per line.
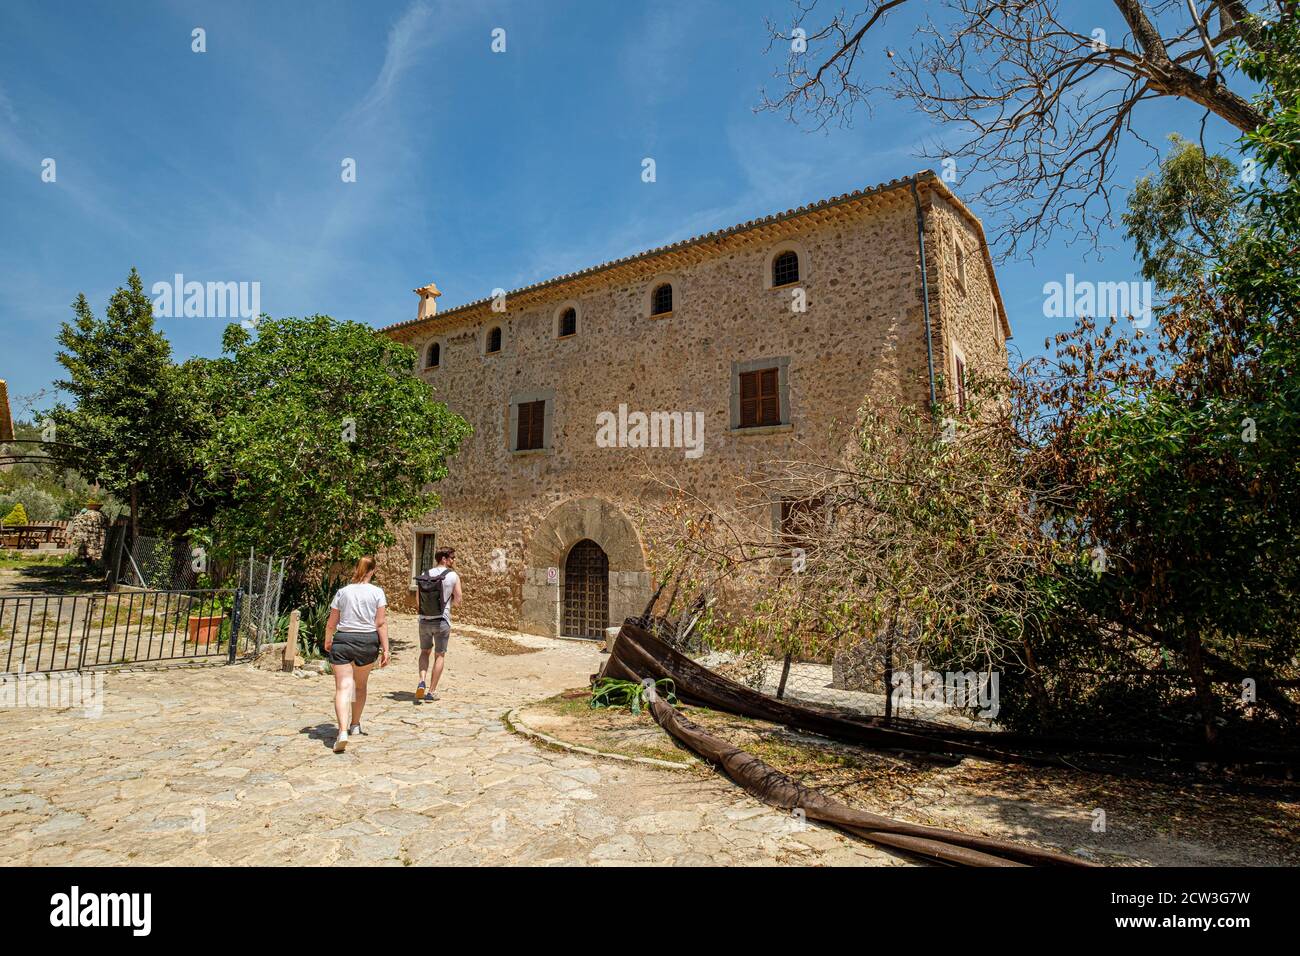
<box><xmin>379</xmin><ymin>171</ymin><xmax>1011</xmax><ymax>640</ymax></box>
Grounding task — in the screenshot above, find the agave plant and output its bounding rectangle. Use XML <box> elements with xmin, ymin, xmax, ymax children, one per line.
<box><xmin>589</xmin><ymin>677</ymin><xmax>677</xmax><ymax>714</ymax></box>
<box><xmin>297</xmin><ymin>572</ymin><xmax>346</xmax><ymax>659</ymax></box>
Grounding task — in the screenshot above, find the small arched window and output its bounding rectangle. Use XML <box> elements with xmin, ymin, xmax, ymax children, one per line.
<box><xmin>426</xmin><ymin>343</ymin><xmax>440</xmax><ymax>368</ymax></box>
<box><xmin>651</xmin><ymin>283</ymin><xmax>673</xmax><ymax>316</ymax></box>
<box><xmin>558</xmin><ymin>307</ymin><xmax>577</xmax><ymax>337</ymax></box>
<box><xmin>486</xmin><ymin>326</ymin><xmax>502</xmax><ymax>353</ymax></box>
<box><xmin>772</xmin><ymin>250</ymin><xmax>800</xmax><ymax>287</ymax></box>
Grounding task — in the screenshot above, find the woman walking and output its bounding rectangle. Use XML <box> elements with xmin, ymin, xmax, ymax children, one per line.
<box><xmin>323</xmin><ymin>556</ymin><xmax>390</xmax><ymax>752</ymax></box>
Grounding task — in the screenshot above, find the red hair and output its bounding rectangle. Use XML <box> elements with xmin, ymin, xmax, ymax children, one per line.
<box><xmin>351</xmin><ymin>556</ymin><xmax>377</xmax><ymax>583</ymax></box>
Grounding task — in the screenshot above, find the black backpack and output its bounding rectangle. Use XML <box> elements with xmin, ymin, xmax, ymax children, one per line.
<box><xmin>414</xmin><ymin>568</ymin><xmax>452</xmax><ymax>617</ymax></box>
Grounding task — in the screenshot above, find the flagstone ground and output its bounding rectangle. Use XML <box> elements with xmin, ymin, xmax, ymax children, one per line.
<box><xmin>0</xmin><ymin>613</ymin><xmax>902</xmax><ymax>866</ymax></box>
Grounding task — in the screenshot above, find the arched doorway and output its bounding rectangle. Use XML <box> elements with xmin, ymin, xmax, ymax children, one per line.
<box><xmin>519</xmin><ymin>497</ymin><xmax>651</xmax><ymax>639</ymax></box>
<box><xmin>563</xmin><ymin>539</ymin><xmax>609</xmax><ymax>639</ymax></box>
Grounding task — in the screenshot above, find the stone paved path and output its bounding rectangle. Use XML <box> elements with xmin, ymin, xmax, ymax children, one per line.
<box><xmin>0</xmin><ymin>614</ymin><xmax>903</xmax><ymax>866</ymax></box>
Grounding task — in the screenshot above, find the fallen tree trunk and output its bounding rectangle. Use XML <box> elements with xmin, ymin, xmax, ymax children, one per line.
<box><xmin>600</xmin><ymin>622</ymin><xmax>1300</xmax><ymax>777</ymax></box>
<box><xmin>645</xmin><ymin>693</ymin><xmax>1092</xmax><ymax>867</ymax></box>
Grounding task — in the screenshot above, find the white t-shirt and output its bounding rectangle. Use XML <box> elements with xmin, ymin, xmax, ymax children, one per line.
<box><xmin>331</xmin><ymin>582</ymin><xmax>387</xmax><ymax>633</ymax></box>
<box><xmin>418</xmin><ymin>568</ymin><xmax>459</xmax><ymax>624</ymax></box>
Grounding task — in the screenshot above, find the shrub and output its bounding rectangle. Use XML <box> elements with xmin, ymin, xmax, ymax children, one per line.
<box><xmin>1</xmin><ymin>502</ymin><xmax>29</xmax><ymax>526</ymax></box>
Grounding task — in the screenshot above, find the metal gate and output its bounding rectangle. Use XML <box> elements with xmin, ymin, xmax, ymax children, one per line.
<box><xmin>0</xmin><ymin>588</ymin><xmax>245</xmax><ymax>672</ymax></box>
<box><xmin>562</xmin><ymin>539</ymin><xmax>608</xmax><ymax>639</ymax></box>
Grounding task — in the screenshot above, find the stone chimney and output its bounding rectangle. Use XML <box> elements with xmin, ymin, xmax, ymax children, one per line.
<box><xmin>414</xmin><ymin>283</ymin><xmax>441</xmax><ymax>321</ymax></box>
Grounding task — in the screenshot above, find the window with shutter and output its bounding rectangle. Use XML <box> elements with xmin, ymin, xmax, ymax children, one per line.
<box><xmin>779</xmin><ymin>497</ymin><xmax>821</xmax><ymax>547</ymax></box>
<box><xmin>739</xmin><ymin>368</ymin><xmax>781</xmax><ymax>427</ymax></box>
<box><xmin>515</xmin><ymin>400</ymin><xmax>546</xmax><ymax>450</ymax></box>
<box><xmin>417</xmin><ymin>533</ymin><xmax>437</xmax><ymax>573</ymax></box>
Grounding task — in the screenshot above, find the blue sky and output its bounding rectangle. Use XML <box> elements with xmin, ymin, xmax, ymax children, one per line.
<box><xmin>0</xmin><ymin>0</ymin><xmax>1248</xmax><ymax>418</ymax></box>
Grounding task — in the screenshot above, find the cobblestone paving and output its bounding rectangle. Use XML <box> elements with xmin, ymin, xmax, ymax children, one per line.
<box><xmin>0</xmin><ymin>615</ymin><xmax>903</xmax><ymax>866</ymax></box>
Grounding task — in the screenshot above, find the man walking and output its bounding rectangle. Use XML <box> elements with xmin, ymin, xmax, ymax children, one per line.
<box><xmin>415</xmin><ymin>547</ymin><xmax>461</xmax><ymax>703</ymax></box>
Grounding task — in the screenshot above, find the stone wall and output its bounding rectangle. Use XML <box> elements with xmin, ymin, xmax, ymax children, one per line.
<box><xmin>928</xmin><ymin>193</ymin><xmax>1011</xmax><ymax>403</ymax></box>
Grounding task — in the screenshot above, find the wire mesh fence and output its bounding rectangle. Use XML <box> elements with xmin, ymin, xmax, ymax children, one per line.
<box><xmin>117</xmin><ymin>534</ymin><xmax>217</xmax><ymax>590</ymax></box>
<box><xmin>112</xmin><ymin>535</ymin><xmax>286</xmax><ymax>657</ymax></box>
<box><xmin>236</xmin><ymin>550</ymin><xmax>286</xmax><ymax>654</ymax></box>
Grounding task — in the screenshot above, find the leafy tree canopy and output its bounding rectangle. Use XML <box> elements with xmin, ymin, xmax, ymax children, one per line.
<box><xmin>198</xmin><ymin>315</ymin><xmax>471</xmax><ymax>580</ymax></box>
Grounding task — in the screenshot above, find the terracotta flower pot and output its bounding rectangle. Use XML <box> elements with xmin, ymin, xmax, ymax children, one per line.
<box><xmin>187</xmin><ymin>615</ymin><xmax>224</xmax><ymax>646</ymax></box>
<box><xmin>86</xmin><ymin>502</ymin><xmax>103</xmax><ymax>511</ymax></box>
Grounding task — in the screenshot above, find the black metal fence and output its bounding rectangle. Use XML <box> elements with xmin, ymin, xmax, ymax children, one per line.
<box><xmin>0</xmin><ymin>588</ymin><xmax>246</xmax><ymax>672</ymax></box>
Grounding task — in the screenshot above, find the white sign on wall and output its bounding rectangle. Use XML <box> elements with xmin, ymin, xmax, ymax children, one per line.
<box><xmin>546</xmin><ymin>567</ymin><xmax>558</xmax><ymax>585</ymax></box>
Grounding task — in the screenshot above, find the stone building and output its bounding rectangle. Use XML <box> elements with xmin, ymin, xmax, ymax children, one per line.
<box><xmin>379</xmin><ymin>171</ymin><xmax>1011</xmax><ymax>639</ymax></box>
<box><xmin>0</xmin><ymin>379</ymin><xmax>13</xmax><ymax>474</ymax></box>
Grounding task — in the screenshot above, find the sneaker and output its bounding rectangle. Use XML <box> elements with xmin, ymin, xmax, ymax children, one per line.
<box><xmin>333</xmin><ymin>730</ymin><xmax>348</xmax><ymax>753</ymax></box>
<box><xmin>424</xmin><ymin>690</ymin><xmax>440</xmax><ymax>702</ymax></box>
<box><xmin>414</xmin><ymin>681</ymin><xmax>426</xmax><ymax>704</ymax></box>
<box><xmin>348</xmin><ymin>723</ymin><xmax>363</xmax><ymax>736</ymax></box>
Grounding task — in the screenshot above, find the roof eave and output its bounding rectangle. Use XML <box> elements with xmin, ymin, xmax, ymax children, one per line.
<box><xmin>381</xmin><ymin>171</ymin><xmax>943</xmax><ymax>339</ymax></box>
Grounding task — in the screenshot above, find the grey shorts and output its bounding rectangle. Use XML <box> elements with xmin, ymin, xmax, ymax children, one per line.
<box><xmin>418</xmin><ymin>619</ymin><xmax>450</xmax><ymax>654</ymax></box>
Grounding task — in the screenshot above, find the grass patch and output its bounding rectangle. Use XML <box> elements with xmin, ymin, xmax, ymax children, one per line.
<box><xmin>87</xmin><ymin>606</ymin><xmax>162</xmax><ymax>630</ymax></box>
<box><xmin>0</xmin><ymin>553</ymin><xmax>77</xmax><ymax>569</ymax></box>
<box><xmin>515</xmin><ymin>690</ymin><xmax>697</xmax><ymax>767</ymax></box>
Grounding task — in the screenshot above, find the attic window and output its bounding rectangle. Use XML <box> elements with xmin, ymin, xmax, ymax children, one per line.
<box><xmin>651</xmin><ymin>283</ymin><xmax>673</xmax><ymax>316</ymax></box>
<box><xmin>558</xmin><ymin>307</ymin><xmax>577</xmax><ymax>337</ymax></box>
<box><xmin>772</xmin><ymin>250</ymin><xmax>800</xmax><ymax>287</ymax></box>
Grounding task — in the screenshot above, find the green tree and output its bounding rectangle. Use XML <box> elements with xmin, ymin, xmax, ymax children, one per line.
<box><xmin>2</xmin><ymin>502</ymin><xmax>29</xmax><ymax>526</ymax></box>
<box><xmin>1019</xmin><ymin>15</ymin><xmax>1300</xmax><ymax>745</ymax></box>
<box><xmin>199</xmin><ymin>315</ymin><xmax>471</xmax><ymax>585</ymax></box>
<box><xmin>51</xmin><ymin>269</ymin><xmax>201</xmax><ymax>537</ymax></box>
<box><xmin>1121</xmin><ymin>134</ymin><xmax>1242</xmax><ymax>294</ymax></box>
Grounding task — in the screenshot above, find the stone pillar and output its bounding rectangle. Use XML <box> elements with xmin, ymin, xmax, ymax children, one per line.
<box><xmin>283</xmin><ymin>609</ymin><xmax>300</xmax><ymax>672</ymax></box>
<box><xmin>68</xmin><ymin>507</ymin><xmax>108</xmax><ymax>560</ymax></box>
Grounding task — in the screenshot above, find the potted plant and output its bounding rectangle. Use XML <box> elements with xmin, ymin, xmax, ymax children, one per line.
<box><xmin>187</xmin><ymin>614</ymin><xmax>224</xmax><ymax>646</ymax></box>
<box><xmin>187</xmin><ymin>584</ymin><xmax>233</xmax><ymax>647</ymax></box>
<box><xmin>85</xmin><ymin>500</ymin><xmax>102</xmax><ymax>512</ymax></box>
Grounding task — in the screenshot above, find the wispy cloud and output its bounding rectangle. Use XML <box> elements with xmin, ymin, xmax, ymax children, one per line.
<box><xmin>512</xmin><ymin>113</ymin><xmax>912</xmax><ymax>296</ymax></box>
<box><xmin>622</xmin><ymin>0</ymin><xmax>700</xmax><ymax>111</ymax></box>
<box><xmin>171</xmin><ymin>0</ymin><xmax>461</xmax><ymax>319</ymax></box>
<box><xmin>346</xmin><ymin>0</ymin><xmax>442</xmax><ymax>124</ymax></box>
